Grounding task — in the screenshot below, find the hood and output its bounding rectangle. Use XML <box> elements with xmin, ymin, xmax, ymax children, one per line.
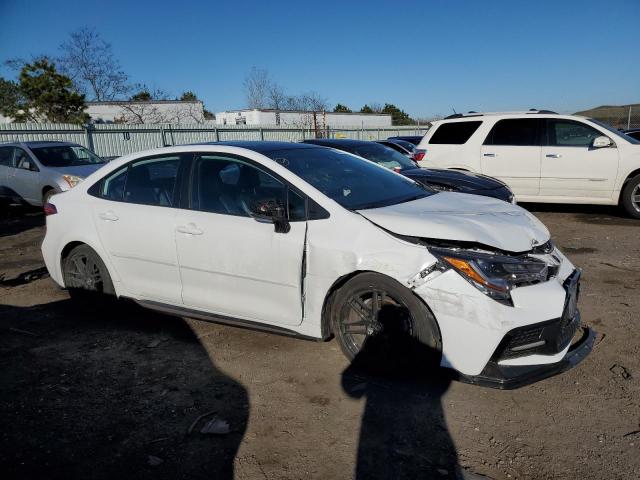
<box><xmin>402</xmin><ymin>168</ymin><xmax>505</xmax><ymax>191</ymax></box>
<box><xmin>357</xmin><ymin>192</ymin><xmax>549</xmax><ymax>253</ymax></box>
<box><xmin>49</xmin><ymin>163</ymin><xmax>106</xmax><ymax>178</ymax></box>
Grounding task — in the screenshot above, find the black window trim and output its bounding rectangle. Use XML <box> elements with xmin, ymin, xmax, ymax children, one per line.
<box><xmin>186</xmin><ymin>151</ymin><xmax>329</xmax><ymax>222</ymax></box>
<box><xmin>87</xmin><ymin>152</ymin><xmax>192</xmax><ymax>207</ymax></box>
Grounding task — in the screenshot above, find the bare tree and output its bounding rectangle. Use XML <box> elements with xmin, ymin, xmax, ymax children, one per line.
<box><xmin>58</xmin><ymin>28</ymin><xmax>129</xmax><ymax>101</ymax></box>
<box><xmin>243</xmin><ymin>67</ymin><xmax>270</xmax><ymax>109</ymax></box>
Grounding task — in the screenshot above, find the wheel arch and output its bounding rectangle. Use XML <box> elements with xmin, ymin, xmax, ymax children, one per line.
<box><xmin>617</xmin><ymin>168</ymin><xmax>640</xmax><ymax>204</ymax></box>
<box><xmin>319</xmin><ymin>269</ymin><xmax>442</xmax><ymax>343</ymax></box>
<box><xmin>59</xmin><ymin>240</ymin><xmax>120</xmax><ymax>295</ymax></box>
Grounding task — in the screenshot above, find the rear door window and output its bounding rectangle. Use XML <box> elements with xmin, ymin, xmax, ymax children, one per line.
<box><xmin>124</xmin><ymin>156</ymin><xmax>181</xmax><ymax>206</ymax></box>
<box><xmin>429</xmin><ymin>121</ymin><xmax>482</xmax><ymax>144</ymax></box>
<box><xmin>484</xmin><ymin>119</ymin><xmax>541</xmax><ymax>146</ymax></box>
<box><xmin>0</xmin><ymin>147</ymin><xmax>14</xmax><ymax>167</ymax></box>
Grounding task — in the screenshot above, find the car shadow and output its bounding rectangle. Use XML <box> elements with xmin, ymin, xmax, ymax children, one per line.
<box><xmin>520</xmin><ymin>202</ymin><xmax>640</xmax><ymax>226</ymax></box>
<box><xmin>0</xmin><ymin>299</ymin><xmax>248</xmax><ymax>480</ymax></box>
<box><xmin>341</xmin><ymin>330</ymin><xmax>460</xmax><ymax>479</ymax></box>
<box><xmin>0</xmin><ymin>204</ymin><xmax>45</xmax><ymax>237</ymax></box>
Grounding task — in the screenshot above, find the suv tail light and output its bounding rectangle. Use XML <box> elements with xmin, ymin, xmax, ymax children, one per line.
<box><xmin>412</xmin><ymin>149</ymin><xmax>426</xmax><ymax>162</ymax></box>
<box><xmin>43</xmin><ymin>203</ymin><xmax>57</xmax><ymax>216</ymax></box>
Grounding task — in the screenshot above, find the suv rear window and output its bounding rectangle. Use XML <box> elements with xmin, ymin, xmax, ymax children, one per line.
<box><xmin>429</xmin><ymin>121</ymin><xmax>482</xmax><ymax>144</ymax></box>
<box><xmin>484</xmin><ymin>119</ymin><xmax>540</xmax><ymax>146</ymax></box>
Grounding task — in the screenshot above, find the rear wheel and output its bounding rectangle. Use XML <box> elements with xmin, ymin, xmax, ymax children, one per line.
<box><xmin>329</xmin><ymin>272</ymin><xmax>441</xmax><ymax>372</ymax></box>
<box><xmin>62</xmin><ymin>245</ymin><xmax>115</xmax><ymax>304</ymax></box>
<box><xmin>621</xmin><ymin>175</ymin><xmax>640</xmax><ymax>219</ymax></box>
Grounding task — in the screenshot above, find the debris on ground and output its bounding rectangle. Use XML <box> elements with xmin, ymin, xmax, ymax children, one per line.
<box><xmin>609</xmin><ymin>364</ymin><xmax>632</xmax><ymax>380</ymax></box>
<box><xmin>200</xmin><ymin>418</ymin><xmax>230</xmax><ymax>435</ymax></box>
<box><xmin>147</xmin><ymin>455</ymin><xmax>163</xmax><ymax>467</ymax></box>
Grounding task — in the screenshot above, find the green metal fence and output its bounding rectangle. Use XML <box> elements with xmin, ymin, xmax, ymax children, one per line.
<box><xmin>0</xmin><ymin>123</ymin><xmax>430</xmax><ymax>158</ymax></box>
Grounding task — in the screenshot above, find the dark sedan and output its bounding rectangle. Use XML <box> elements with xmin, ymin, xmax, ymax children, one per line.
<box><xmin>623</xmin><ymin>129</ymin><xmax>640</xmax><ymax>141</ymax></box>
<box><xmin>302</xmin><ymin>139</ymin><xmax>515</xmax><ymax>203</ymax></box>
<box><xmin>387</xmin><ymin>135</ymin><xmax>424</xmax><ymax>145</ymax></box>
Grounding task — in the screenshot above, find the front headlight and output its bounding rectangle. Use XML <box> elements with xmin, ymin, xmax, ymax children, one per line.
<box><xmin>62</xmin><ymin>175</ymin><xmax>82</xmax><ymax>188</ymax></box>
<box><xmin>430</xmin><ymin>248</ymin><xmax>550</xmax><ymax>305</ymax></box>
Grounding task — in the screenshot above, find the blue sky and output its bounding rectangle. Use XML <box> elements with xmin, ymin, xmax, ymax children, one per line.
<box><xmin>1</xmin><ymin>0</ymin><xmax>638</xmax><ymax>117</ymax></box>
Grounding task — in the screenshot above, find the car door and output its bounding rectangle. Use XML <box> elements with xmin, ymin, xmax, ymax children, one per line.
<box><xmin>175</xmin><ymin>152</ymin><xmax>306</xmax><ymax>326</ymax></box>
<box><xmin>8</xmin><ymin>147</ymin><xmax>42</xmax><ymax>204</ymax></box>
<box><xmin>539</xmin><ymin>118</ymin><xmax>619</xmax><ymax>199</ymax></box>
<box><xmin>480</xmin><ymin>118</ymin><xmax>542</xmax><ymax>197</ymax></box>
<box><xmin>90</xmin><ymin>153</ymin><xmax>190</xmax><ymax>304</ymax></box>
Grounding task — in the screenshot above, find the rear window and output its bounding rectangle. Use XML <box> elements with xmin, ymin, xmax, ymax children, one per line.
<box><xmin>429</xmin><ymin>121</ymin><xmax>482</xmax><ymax>144</ymax></box>
<box><xmin>484</xmin><ymin>119</ymin><xmax>540</xmax><ymax>146</ymax></box>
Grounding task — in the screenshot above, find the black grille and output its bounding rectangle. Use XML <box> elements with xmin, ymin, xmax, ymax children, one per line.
<box><xmin>492</xmin><ymin>270</ymin><xmax>581</xmax><ymax>361</ymax></box>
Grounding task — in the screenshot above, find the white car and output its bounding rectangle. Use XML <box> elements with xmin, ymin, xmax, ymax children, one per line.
<box><xmin>416</xmin><ymin>111</ymin><xmax>640</xmax><ymax>217</ymax></box>
<box><xmin>0</xmin><ymin>141</ymin><xmax>106</xmax><ymax>206</ymax></box>
<box><xmin>41</xmin><ymin>141</ymin><xmax>594</xmax><ymax>388</ymax></box>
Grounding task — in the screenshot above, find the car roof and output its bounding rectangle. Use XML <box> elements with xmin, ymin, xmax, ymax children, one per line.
<box><xmin>303</xmin><ymin>139</ymin><xmax>376</xmax><ymax>147</ymax></box>
<box><xmin>196</xmin><ymin>140</ymin><xmax>321</xmax><ymax>153</ymax></box>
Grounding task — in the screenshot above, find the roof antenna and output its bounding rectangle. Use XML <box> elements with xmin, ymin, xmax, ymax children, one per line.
<box><xmin>451</xmin><ymin>107</ymin><xmax>457</xmax><ymax>114</ymax></box>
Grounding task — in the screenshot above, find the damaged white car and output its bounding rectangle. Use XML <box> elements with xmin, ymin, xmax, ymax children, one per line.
<box><xmin>41</xmin><ymin>142</ymin><xmax>594</xmax><ymax>388</ymax></box>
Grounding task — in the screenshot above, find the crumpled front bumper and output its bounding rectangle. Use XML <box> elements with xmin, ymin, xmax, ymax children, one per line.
<box><xmin>454</xmin><ymin>325</ymin><xmax>596</xmax><ymax>389</ymax></box>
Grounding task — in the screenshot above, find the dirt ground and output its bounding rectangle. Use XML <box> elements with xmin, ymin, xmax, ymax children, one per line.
<box><xmin>1</xmin><ymin>203</ymin><xmax>639</xmax><ymax>480</ymax></box>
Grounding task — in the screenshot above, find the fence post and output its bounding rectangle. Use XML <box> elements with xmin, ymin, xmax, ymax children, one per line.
<box><xmin>214</xmin><ymin>127</ymin><xmax>219</xmax><ymax>142</ymax></box>
<box><xmin>259</xmin><ymin>127</ymin><xmax>264</xmax><ymax>141</ymax></box>
<box><xmin>628</xmin><ymin>106</ymin><xmax>632</xmax><ymax>130</ymax></box>
<box><xmin>84</xmin><ymin>123</ymin><xmax>95</xmax><ymax>152</ymax></box>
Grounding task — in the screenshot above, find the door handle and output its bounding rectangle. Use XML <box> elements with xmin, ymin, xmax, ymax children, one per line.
<box><xmin>176</xmin><ymin>223</ymin><xmax>203</xmax><ymax>235</ymax></box>
<box><xmin>99</xmin><ymin>211</ymin><xmax>119</xmax><ymax>221</ymax></box>
<box><xmin>545</xmin><ymin>154</ymin><xmax>562</xmax><ymax>158</ymax></box>
<box><xmin>483</xmin><ymin>153</ymin><xmax>496</xmax><ymax>157</ymax></box>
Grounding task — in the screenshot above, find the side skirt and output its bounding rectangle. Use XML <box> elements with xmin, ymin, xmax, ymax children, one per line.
<box><xmin>131</xmin><ymin>298</ymin><xmax>323</xmax><ymax>342</ymax></box>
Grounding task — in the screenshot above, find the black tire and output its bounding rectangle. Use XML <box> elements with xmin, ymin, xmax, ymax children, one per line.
<box><xmin>62</xmin><ymin>244</ymin><xmax>116</xmax><ymax>305</ymax></box>
<box><xmin>621</xmin><ymin>174</ymin><xmax>640</xmax><ymax>219</ymax></box>
<box><xmin>329</xmin><ymin>272</ymin><xmax>441</xmax><ymax>373</ymax></box>
<box><xmin>42</xmin><ymin>188</ymin><xmax>56</xmax><ymax>205</ymax></box>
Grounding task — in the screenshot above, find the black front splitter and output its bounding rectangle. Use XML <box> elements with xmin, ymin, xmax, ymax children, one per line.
<box><xmin>452</xmin><ymin>327</ymin><xmax>596</xmax><ymax>390</ymax></box>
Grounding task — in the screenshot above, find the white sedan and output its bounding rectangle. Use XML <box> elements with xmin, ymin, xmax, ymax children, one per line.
<box><xmin>41</xmin><ymin>141</ymin><xmax>594</xmax><ymax>388</ymax></box>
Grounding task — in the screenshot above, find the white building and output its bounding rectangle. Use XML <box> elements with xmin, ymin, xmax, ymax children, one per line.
<box><xmin>215</xmin><ymin>109</ymin><xmax>392</xmax><ymax>128</ymax></box>
<box><xmin>85</xmin><ymin>100</ymin><xmax>208</xmax><ymax>124</ymax></box>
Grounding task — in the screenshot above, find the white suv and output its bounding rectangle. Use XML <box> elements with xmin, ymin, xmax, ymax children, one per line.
<box><xmin>416</xmin><ymin>111</ymin><xmax>640</xmax><ymax>217</ymax></box>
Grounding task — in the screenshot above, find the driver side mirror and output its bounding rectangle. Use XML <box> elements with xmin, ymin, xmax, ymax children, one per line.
<box><xmin>250</xmin><ymin>198</ymin><xmax>290</xmax><ymax>234</ymax></box>
<box><xmin>592</xmin><ymin>136</ymin><xmax>613</xmax><ymax>149</ymax></box>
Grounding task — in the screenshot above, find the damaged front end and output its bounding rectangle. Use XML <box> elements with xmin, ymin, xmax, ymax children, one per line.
<box><xmin>399</xmin><ymin>235</ymin><xmax>595</xmax><ymax>389</ymax></box>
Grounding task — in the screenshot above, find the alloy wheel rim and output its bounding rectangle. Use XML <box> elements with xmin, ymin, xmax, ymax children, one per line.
<box><xmin>632</xmin><ymin>184</ymin><xmax>640</xmax><ymax>213</ymax></box>
<box><xmin>339</xmin><ymin>288</ymin><xmax>414</xmax><ymax>357</ymax></box>
<box><xmin>65</xmin><ymin>253</ymin><xmax>103</xmax><ymax>292</ymax></box>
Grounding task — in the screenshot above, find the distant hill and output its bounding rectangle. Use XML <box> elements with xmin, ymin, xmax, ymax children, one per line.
<box><xmin>574</xmin><ymin>104</ymin><xmax>639</xmax><ymax>128</ymax></box>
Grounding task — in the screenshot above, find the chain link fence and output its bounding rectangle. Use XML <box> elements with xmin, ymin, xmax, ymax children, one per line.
<box><xmin>0</xmin><ymin>123</ymin><xmax>431</xmax><ymax>159</ymax></box>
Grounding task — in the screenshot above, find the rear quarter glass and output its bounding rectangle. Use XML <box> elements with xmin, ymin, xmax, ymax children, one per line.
<box><xmin>429</xmin><ymin>121</ymin><xmax>482</xmax><ymax>144</ymax></box>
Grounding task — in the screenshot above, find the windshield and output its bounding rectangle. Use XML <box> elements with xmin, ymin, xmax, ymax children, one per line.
<box><xmin>589</xmin><ymin>119</ymin><xmax>640</xmax><ymax>145</ymax></box>
<box><xmin>339</xmin><ymin>143</ymin><xmax>417</xmax><ymax>171</ymax></box>
<box><xmin>263</xmin><ymin>147</ymin><xmax>432</xmax><ymax>210</ymax></box>
<box><xmin>389</xmin><ymin>139</ymin><xmax>416</xmax><ymax>152</ymax></box>
<box><xmin>31</xmin><ymin>145</ymin><xmax>105</xmax><ymax>167</ymax></box>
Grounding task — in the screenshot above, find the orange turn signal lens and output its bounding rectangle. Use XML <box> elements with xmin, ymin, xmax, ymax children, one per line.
<box><xmin>442</xmin><ymin>256</ymin><xmax>507</xmax><ymax>292</ymax></box>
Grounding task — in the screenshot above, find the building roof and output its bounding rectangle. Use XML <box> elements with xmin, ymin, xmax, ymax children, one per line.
<box><xmin>86</xmin><ymin>100</ymin><xmax>203</xmax><ymax>105</ymax></box>
<box><xmin>217</xmin><ymin>108</ymin><xmax>391</xmax><ymax>116</ymax></box>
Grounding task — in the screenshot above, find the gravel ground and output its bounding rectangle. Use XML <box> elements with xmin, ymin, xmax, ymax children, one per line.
<box><xmin>1</xmin><ymin>203</ymin><xmax>639</xmax><ymax>480</ymax></box>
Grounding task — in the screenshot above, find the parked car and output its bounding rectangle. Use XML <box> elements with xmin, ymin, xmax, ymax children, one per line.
<box><xmin>0</xmin><ymin>141</ymin><xmax>106</xmax><ymax>206</ymax></box>
<box><xmin>376</xmin><ymin>139</ymin><xmax>415</xmax><ymax>156</ymax></box>
<box><xmin>42</xmin><ymin>141</ymin><xmax>593</xmax><ymax>388</ymax></box>
<box><xmin>623</xmin><ymin>128</ymin><xmax>640</xmax><ymax>141</ymax></box>
<box><xmin>387</xmin><ymin>135</ymin><xmax>424</xmax><ymax>145</ymax></box>
<box><xmin>304</xmin><ymin>139</ymin><xmax>514</xmax><ymax>203</ymax></box>
<box><xmin>417</xmin><ymin>111</ymin><xmax>640</xmax><ymax>217</ymax></box>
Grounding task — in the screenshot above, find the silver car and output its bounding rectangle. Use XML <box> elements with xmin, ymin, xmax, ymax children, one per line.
<box><xmin>0</xmin><ymin>141</ymin><xmax>106</xmax><ymax>206</ymax></box>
